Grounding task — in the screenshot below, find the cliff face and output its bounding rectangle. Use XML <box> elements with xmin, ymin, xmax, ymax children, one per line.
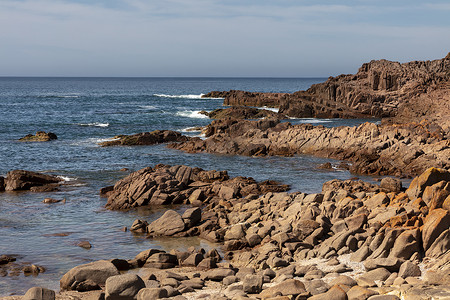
<box><xmin>204</xmin><ymin>53</ymin><xmax>450</xmax><ymax>125</ymax></box>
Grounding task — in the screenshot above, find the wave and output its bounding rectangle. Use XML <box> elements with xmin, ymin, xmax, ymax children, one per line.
<box><xmin>38</xmin><ymin>94</ymin><xmax>80</xmax><ymax>98</ymax></box>
<box><xmin>175</xmin><ymin>110</ymin><xmax>209</xmax><ymax>119</ymax></box>
<box><xmin>77</xmin><ymin>122</ymin><xmax>109</xmax><ymax>127</ymax></box>
<box><xmin>139</xmin><ymin>105</ymin><xmax>157</xmax><ymax>110</ymax></box>
<box><xmin>290</xmin><ymin>118</ymin><xmax>332</xmax><ymax>123</ymax></box>
<box><xmin>180</xmin><ymin>126</ymin><xmax>202</xmax><ymax>133</ymax></box>
<box><xmin>153</xmin><ymin>93</ymin><xmax>224</xmax><ymax>100</ymax></box>
<box><xmin>70</xmin><ymin>137</ymin><xmax>119</xmax><ymax>147</ymax></box>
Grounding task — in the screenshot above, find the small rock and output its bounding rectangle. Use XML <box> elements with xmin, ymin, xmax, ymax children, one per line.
<box><xmin>77</xmin><ymin>241</ymin><xmax>92</xmax><ymax>249</ymax></box>
<box><xmin>105</xmin><ymin>274</ymin><xmax>145</xmax><ymax>300</ymax></box>
<box><xmin>137</xmin><ymin>288</ymin><xmax>168</xmax><ymax>300</ymax></box>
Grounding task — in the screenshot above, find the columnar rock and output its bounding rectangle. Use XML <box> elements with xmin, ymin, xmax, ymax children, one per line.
<box><xmin>204</xmin><ymin>54</ymin><xmax>450</xmax><ymax>127</ymax></box>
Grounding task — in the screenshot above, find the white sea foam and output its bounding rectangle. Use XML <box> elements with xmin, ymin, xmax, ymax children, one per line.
<box><xmin>154</xmin><ymin>93</ymin><xmax>224</xmax><ymax>100</ymax></box>
<box><xmin>290</xmin><ymin>118</ymin><xmax>332</xmax><ymax>123</ymax></box>
<box><xmin>176</xmin><ymin>110</ymin><xmax>209</xmax><ymax>119</ymax></box>
<box><xmin>180</xmin><ymin>126</ymin><xmax>202</xmax><ymax>132</ymax></box>
<box><xmin>77</xmin><ymin>122</ymin><xmax>109</xmax><ymax>127</ymax></box>
<box><xmin>58</xmin><ymin>176</ymin><xmax>78</xmax><ymax>182</ymax></box>
<box><xmin>70</xmin><ymin>137</ymin><xmax>119</xmax><ymax>147</ymax></box>
<box><xmin>261</xmin><ymin>106</ymin><xmax>279</xmax><ymax>113</ymax></box>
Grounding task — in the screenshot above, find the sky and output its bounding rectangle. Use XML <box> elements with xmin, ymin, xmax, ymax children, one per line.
<box><xmin>1</xmin><ymin>0</ymin><xmax>450</xmax><ymax>77</ymax></box>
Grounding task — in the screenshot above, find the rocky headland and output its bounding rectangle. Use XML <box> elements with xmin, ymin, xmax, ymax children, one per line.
<box><xmin>199</xmin><ymin>107</ymin><xmax>283</xmax><ymax>120</ymax></box>
<box><xmin>204</xmin><ymin>53</ymin><xmax>450</xmax><ymax>126</ymax></box>
<box><xmin>99</xmin><ymin>130</ymin><xmax>189</xmax><ymax>147</ymax></box>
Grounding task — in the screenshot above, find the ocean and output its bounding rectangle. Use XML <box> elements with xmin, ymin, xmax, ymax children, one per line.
<box><xmin>0</xmin><ymin>77</ymin><xmax>379</xmax><ymax>295</ymax></box>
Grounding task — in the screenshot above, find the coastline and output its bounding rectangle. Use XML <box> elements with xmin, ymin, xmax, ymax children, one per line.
<box><xmin>1</xmin><ymin>54</ymin><xmax>450</xmax><ymax>299</ymax></box>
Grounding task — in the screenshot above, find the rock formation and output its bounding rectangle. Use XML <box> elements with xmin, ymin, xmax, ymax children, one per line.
<box><xmin>99</xmin><ymin>130</ymin><xmax>189</xmax><ymax>147</ymax></box>
<box><xmin>53</xmin><ymin>167</ymin><xmax>450</xmax><ymax>299</ymax></box>
<box><xmin>169</xmin><ymin>119</ymin><xmax>450</xmax><ymax>178</ymax></box>
<box><xmin>104</xmin><ymin>164</ymin><xmax>289</xmax><ymax>210</ymax></box>
<box><xmin>19</xmin><ymin>131</ymin><xmax>57</xmax><ymax>142</ymax></box>
<box><xmin>204</xmin><ymin>53</ymin><xmax>450</xmax><ymax>127</ymax></box>
<box><xmin>1</xmin><ymin>170</ymin><xmax>62</xmax><ymax>192</ymax></box>
<box><xmin>200</xmin><ymin>106</ymin><xmax>283</xmax><ymax>120</ymax></box>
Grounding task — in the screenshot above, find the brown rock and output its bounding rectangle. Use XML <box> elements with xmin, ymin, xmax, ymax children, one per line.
<box><xmin>99</xmin><ymin>130</ymin><xmax>188</xmax><ymax>146</ymax></box>
<box><xmin>347</xmin><ymin>285</ymin><xmax>378</xmax><ymax>300</ymax></box>
<box><xmin>23</xmin><ymin>287</ymin><xmax>55</xmax><ymax>300</ymax></box>
<box><xmin>308</xmin><ymin>284</ymin><xmax>348</xmax><ymax>300</ymax></box>
<box><xmin>147</xmin><ymin>210</ymin><xmax>185</xmax><ymax>236</ymax></box>
<box><xmin>77</xmin><ymin>241</ymin><xmax>92</xmax><ymax>249</ymax></box>
<box><xmin>259</xmin><ymin>279</ymin><xmax>306</xmax><ymax>298</ymax></box>
<box><xmin>422</xmin><ymin>208</ymin><xmax>450</xmax><ymax>251</ymax></box>
<box><xmin>19</xmin><ymin>131</ymin><xmax>57</xmax><ymax>142</ymax></box>
<box><xmin>105</xmin><ymin>274</ymin><xmax>145</xmax><ymax>300</ymax></box>
<box><xmin>5</xmin><ymin>170</ymin><xmax>61</xmax><ymax>191</ymax></box>
<box><xmin>60</xmin><ymin>260</ymin><xmax>120</xmax><ymax>291</ymax></box>
<box><xmin>406</xmin><ymin>167</ymin><xmax>450</xmax><ymax>200</ymax></box>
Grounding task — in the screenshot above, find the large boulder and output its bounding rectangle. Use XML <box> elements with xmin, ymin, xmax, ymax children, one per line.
<box><xmin>23</xmin><ymin>287</ymin><xmax>55</xmax><ymax>300</ymax></box>
<box><xmin>259</xmin><ymin>279</ymin><xmax>306</xmax><ymax>298</ymax></box>
<box><xmin>426</xmin><ymin>229</ymin><xmax>450</xmax><ymax>258</ymax></box>
<box><xmin>422</xmin><ymin>208</ymin><xmax>450</xmax><ymax>252</ymax></box>
<box><xmin>105</xmin><ymin>274</ymin><xmax>145</xmax><ymax>300</ymax></box>
<box><xmin>60</xmin><ymin>260</ymin><xmax>120</xmax><ymax>291</ymax></box>
<box><xmin>389</xmin><ymin>229</ymin><xmax>420</xmax><ymax>260</ymax></box>
<box><xmin>147</xmin><ymin>210</ymin><xmax>185</xmax><ymax>236</ymax></box>
<box><xmin>406</xmin><ymin>167</ymin><xmax>450</xmax><ymax>200</ymax></box>
<box><xmin>5</xmin><ymin>170</ymin><xmax>61</xmax><ymax>191</ymax></box>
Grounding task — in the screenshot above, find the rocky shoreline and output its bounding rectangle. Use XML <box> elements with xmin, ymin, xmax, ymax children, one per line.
<box><xmin>3</xmin><ymin>167</ymin><xmax>450</xmax><ymax>299</ymax></box>
<box><xmin>3</xmin><ymin>54</ymin><xmax>450</xmax><ymax>299</ymax></box>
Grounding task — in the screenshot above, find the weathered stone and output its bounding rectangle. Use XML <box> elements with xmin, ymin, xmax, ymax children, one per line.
<box><xmin>203</xmin><ymin>268</ymin><xmax>235</xmax><ymax>281</ymax></box>
<box><xmin>364</xmin><ymin>258</ymin><xmax>402</xmax><ymax>272</ymax></box>
<box><xmin>380</xmin><ymin>177</ymin><xmax>402</xmax><ymax>192</ymax></box>
<box><xmin>5</xmin><ymin>170</ymin><xmax>61</xmax><ymax>191</ymax></box>
<box><xmin>330</xmin><ymin>275</ymin><xmax>357</xmax><ymax>287</ymax></box>
<box><xmin>389</xmin><ymin>229</ymin><xmax>420</xmax><ymax>260</ymax></box>
<box><xmin>181</xmin><ymin>253</ymin><xmax>203</xmax><ymax>267</ymax></box>
<box><xmin>60</xmin><ymin>260</ymin><xmax>120</xmax><ymax>291</ymax></box>
<box><xmin>181</xmin><ymin>207</ymin><xmax>202</xmax><ymax>228</ymax></box>
<box><xmin>308</xmin><ymin>284</ymin><xmax>347</xmax><ymax>300</ymax></box>
<box><xmin>137</xmin><ymin>288</ymin><xmax>168</xmax><ymax>300</ymax></box>
<box><xmin>422</xmin><ymin>208</ymin><xmax>450</xmax><ymax>251</ymax></box>
<box><xmin>345</xmin><ymin>213</ymin><xmax>367</xmax><ymax>231</ymax></box>
<box><xmin>145</xmin><ymin>253</ymin><xmax>178</xmax><ymax>269</ymax></box>
<box><xmin>23</xmin><ymin>287</ymin><xmax>55</xmax><ymax>300</ymax></box>
<box><xmin>358</xmin><ymin>268</ymin><xmax>391</xmax><ymax>283</ymax></box>
<box><xmin>398</xmin><ymin>261</ymin><xmax>421</xmax><ymax>279</ymax></box>
<box><xmin>259</xmin><ymin>279</ymin><xmax>306</xmax><ymax>298</ymax></box>
<box><xmin>366</xmin><ymin>296</ymin><xmax>400</xmax><ymax>300</ymax></box>
<box><xmin>243</xmin><ymin>274</ymin><xmax>264</xmax><ymax>294</ymax></box>
<box><xmin>406</xmin><ymin>167</ymin><xmax>450</xmax><ymax>200</ymax></box>
<box><xmin>426</xmin><ymin>229</ymin><xmax>450</xmax><ymax>258</ymax></box>
<box><xmin>224</xmin><ymin>224</ymin><xmax>246</xmax><ymax>240</ymax></box>
<box><xmin>105</xmin><ymin>274</ymin><xmax>145</xmax><ymax>300</ymax></box>
<box><xmin>347</xmin><ymin>285</ymin><xmax>378</xmax><ymax>300</ymax></box>
<box><xmin>147</xmin><ymin>210</ymin><xmax>185</xmax><ymax>236</ymax></box>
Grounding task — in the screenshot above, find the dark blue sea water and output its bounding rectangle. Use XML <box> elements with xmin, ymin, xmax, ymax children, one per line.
<box><xmin>0</xmin><ymin>77</ymin><xmax>379</xmax><ymax>295</ymax></box>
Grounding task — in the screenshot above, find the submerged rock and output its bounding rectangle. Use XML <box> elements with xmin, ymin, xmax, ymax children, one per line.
<box><xmin>19</xmin><ymin>131</ymin><xmax>57</xmax><ymax>142</ymax></box>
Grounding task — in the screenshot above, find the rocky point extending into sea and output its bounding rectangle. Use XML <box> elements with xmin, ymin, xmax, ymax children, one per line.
<box><xmin>2</xmin><ymin>54</ymin><xmax>450</xmax><ymax>300</ymax></box>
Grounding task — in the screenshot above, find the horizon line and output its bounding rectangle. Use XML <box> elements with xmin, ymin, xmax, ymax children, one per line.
<box><xmin>0</xmin><ymin>75</ymin><xmax>329</xmax><ymax>79</ymax></box>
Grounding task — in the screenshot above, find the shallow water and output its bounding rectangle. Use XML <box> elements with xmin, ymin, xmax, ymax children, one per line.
<box><xmin>0</xmin><ymin>77</ymin><xmax>380</xmax><ymax>295</ymax></box>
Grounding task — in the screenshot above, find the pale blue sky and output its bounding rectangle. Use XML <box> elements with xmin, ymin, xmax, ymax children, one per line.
<box><xmin>1</xmin><ymin>0</ymin><xmax>449</xmax><ymax>77</ymax></box>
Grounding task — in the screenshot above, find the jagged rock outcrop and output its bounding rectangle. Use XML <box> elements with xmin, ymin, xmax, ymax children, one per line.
<box><xmin>19</xmin><ymin>131</ymin><xmax>57</xmax><ymax>142</ymax></box>
<box><xmin>169</xmin><ymin>119</ymin><xmax>450</xmax><ymax>178</ymax></box>
<box><xmin>199</xmin><ymin>106</ymin><xmax>283</xmax><ymax>120</ymax></box>
<box><xmin>204</xmin><ymin>54</ymin><xmax>450</xmax><ymax>127</ymax></box>
<box><xmin>104</xmin><ymin>164</ymin><xmax>289</xmax><ymax>210</ymax></box>
<box><xmin>99</xmin><ymin>130</ymin><xmax>188</xmax><ymax>147</ymax></box>
<box><xmin>203</xmin><ymin>90</ymin><xmax>288</xmax><ymax>108</ymax></box>
<box><xmin>2</xmin><ymin>170</ymin><xmax>62</xmax><ymax>192</ymax></box>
